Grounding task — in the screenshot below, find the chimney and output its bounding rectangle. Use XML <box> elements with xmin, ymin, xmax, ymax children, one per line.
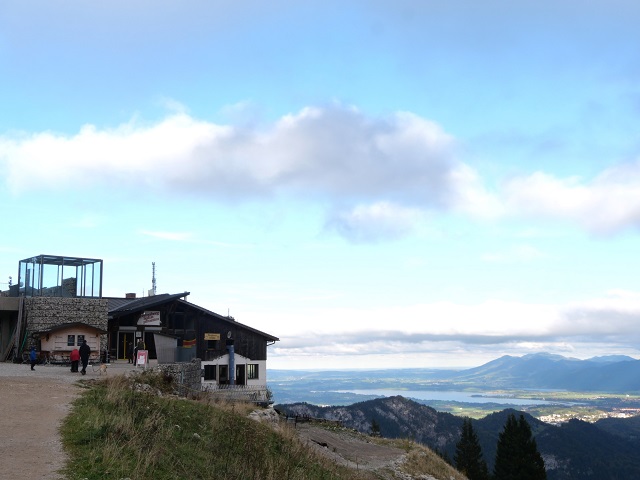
<box><xmin>125</xmin><ymin>293</ymin><xmax>137</xmax><ymax>299</ymax></box>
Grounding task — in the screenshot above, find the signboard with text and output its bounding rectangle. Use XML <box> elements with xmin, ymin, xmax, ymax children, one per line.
<box><xmin>204</xmin><ymin>333</ymin><xmax>220</xmax><ymax>341</ymax></box>
<box><xmin>137</xmin><ymin>311</ymin><xmax>161</xmax><ymax>326</ymax></box>
<box><xmin>136</xmin><ymin>349</ymin><xmax>148</xmax><ymax>368</ymax></box>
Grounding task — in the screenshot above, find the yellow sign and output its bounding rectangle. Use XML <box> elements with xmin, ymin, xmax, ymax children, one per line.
<box><xmin>204</xmin><ymin>333</ymin><xmax>220</xmax><ymax>341</ymax></box>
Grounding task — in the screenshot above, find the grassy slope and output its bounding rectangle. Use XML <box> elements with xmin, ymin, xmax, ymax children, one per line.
<box><xmin>61</xmin><ymin>374</ymin><xmax>364</xmax><ymax>480</ymax></box>
<box><xmin>60</xmin><ymin>373</ymin><xmax>464</xmax><ymax>480</ymax></box>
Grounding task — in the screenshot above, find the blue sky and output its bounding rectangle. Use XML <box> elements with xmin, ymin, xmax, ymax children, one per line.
<box><xmin>2</xmin><ymin>1</ymin><xmax>640</xmax><ymax>369</ymax></box>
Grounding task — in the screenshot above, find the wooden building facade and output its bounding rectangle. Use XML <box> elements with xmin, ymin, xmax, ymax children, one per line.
<box><xmin>107</xmin><ymin>292</ymin><xmax>279</xmax><ymax>385</ymax></box>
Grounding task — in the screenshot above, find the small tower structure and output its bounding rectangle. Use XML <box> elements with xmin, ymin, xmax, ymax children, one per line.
<box><xmin>151</xmin><ymin>262</ymin><xmax>157</xmax><ymax>296</ymax></box>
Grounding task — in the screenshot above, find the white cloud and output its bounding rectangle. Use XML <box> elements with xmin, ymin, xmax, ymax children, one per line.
<box><xmin>258</xmin><ymin>289</ymin><xmax>640</xmax><ymax>368</ymax></box>
<box><xmin>325</xmin><ymin>202</ymin><xmax>424</xmax><ymax>243</ymax></box>
<box><xmin>0</xmin><ymin>114</ymin><xmax>229</xmax><ymax>191</ymax></box>
<box><xmin>4</xmin><ymin>105</ymin><xmax>640</xmax><ymax>240</ymax></box>
<box><xmin>0</xmin><ymin>105</ymin><xmax>480</xmax><ymax>241</ymax></box>
<box><xmin>448</xmin><ymin>163</ymin><xmax>504</xmax><ymax>219</ymax></box>
<box><xmin>503</xmin><ymin>161</ymin><xmax>640</xmax><ymax>233</ymax></box>
<box><xmin>0</xmin><ymin>106</ymin><xmax>461</xmax><ymax>201</ymax></box>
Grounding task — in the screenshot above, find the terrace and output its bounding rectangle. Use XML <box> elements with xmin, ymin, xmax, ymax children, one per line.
<box><xmin>15</xmin><ymin>254</ymin><xmax>103</xmax><ymax>298</ymax></box>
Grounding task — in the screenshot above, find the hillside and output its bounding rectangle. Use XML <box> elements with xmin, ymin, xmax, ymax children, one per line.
<box><xmin>292</xmin><ymin>422</ymin><xmax>466</xmax><ymax>480</ymax></box>
<box><xmin>277</xmin><ymin>396</ymin><xmax>640</xmax><ymax>480</ymax></box>
<box><xmin>60</xmin><ymin>372</ymin><xmax>464</xmax><ymax>480</ymax></box>
<box><xmin>278</xmin><ymin>396</ymin><xmax>462</xmax><ymax>454</ymax></box>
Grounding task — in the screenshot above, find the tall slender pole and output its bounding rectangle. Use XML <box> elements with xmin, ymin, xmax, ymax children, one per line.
<box><xmin>152</xmin><ymin>262</ymin><xmax>157</xmax><ymax>296</ymax></box>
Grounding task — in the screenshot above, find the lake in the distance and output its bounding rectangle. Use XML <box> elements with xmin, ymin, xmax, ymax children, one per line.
<box><xmin>333</xmin><ymin>389</ymin><xmax>564</xmax><ymax>405</ymax></box>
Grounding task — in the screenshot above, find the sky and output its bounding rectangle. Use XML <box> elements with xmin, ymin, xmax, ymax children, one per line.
<box><xmin>1</xmin><ymin>1</ymin><xmax>640</xmax><ymax>369</ymax></box>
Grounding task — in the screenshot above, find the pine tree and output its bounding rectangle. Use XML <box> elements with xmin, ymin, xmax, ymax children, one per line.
<box><xmin>493</xmin><ymin>413</ymin><xmax>546</xmax><ymax>480</ymax></box>
<box><xmin>369</xmin><ymin>417</ymin><xmax>381</xmax><ymax>437</ymax></box>
<box><xmin>454</xmin><ymin>417</ymin><xmax>489</xmax><ymax>480</ymax></box>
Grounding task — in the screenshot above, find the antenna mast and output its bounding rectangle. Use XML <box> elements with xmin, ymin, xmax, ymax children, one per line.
<box><xmin>151</xmin><ymin>262</ymin><xmax>157</xmax><ymax>296</ymax></box>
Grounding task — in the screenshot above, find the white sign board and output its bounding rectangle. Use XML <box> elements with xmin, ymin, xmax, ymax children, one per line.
<box><xmin>136</xmin><ymin>349</ymin><xmax>148</xmax><ymax>368</ymax></box>
<box><xmin>137</xmin><ymin>311</ymin><xmax>161</xmax><ymax>326</ymax></box>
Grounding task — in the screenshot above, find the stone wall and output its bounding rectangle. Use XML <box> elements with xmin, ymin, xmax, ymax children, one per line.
<box><xmin>24</xmin><ymin>297</ymin><xmax>108</xmax><ymax>350</ymax></box>
<box><xmin>156</xmin><ymin>360</ymin><xmax>202</xmax><ymax>398</ymax></box>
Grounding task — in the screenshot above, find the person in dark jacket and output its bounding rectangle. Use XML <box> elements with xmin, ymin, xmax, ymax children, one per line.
<box><xmin>79</xmin><ymin>340</ymin><xmax>91</xmax><ymax>375</ymax></box>
<box><xmin>127</xmin><ymin>342</ymin><xmax>133</xmax><ymax>364</ymax></box>
<box><xmin>29</xmin><ymin>346</ymin><xmax>37</xmax><ymax>371</ymax></box>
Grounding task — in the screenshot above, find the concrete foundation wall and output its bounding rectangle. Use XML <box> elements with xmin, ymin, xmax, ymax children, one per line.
<box><xmin>0</xmin><ymin>298</ymin><xmax>20</xmax><ymax>310</ymax></box>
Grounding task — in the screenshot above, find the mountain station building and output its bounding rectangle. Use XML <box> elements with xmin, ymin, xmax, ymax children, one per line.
<box><xmin>0</xmin><ymin>254</ymin><xmax>279</xmax><ymax>389</ymax></box>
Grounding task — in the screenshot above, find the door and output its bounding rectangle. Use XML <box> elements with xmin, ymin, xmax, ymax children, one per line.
<box><xmin>118</xmin><ymin>332</ymin><xmax>134</xmax><ymax>360</ymax></box>
<box><xmin>143</xmin><ymin>332</ymin><xmax>156</xmax><ymax>359</ymax></box>
<box><xmin>236</xmin><ymin>364</ymin><xmax>246</xmax><ymax>385</ymax></box>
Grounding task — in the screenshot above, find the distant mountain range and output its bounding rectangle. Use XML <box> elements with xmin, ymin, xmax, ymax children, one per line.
<box><xmin>269</xmin><ymin>353</ymin><xmax>640</xmax><ymax>403</ymax></box>
<box><xmin>277</xmin><ymin>395</ymin><xmax>640</xmax><ymax>480</ymax></box>
<box><xmin>449</xmin><ymin>352</ymin><xmax>640</xmax><ymax>392</ymax></box>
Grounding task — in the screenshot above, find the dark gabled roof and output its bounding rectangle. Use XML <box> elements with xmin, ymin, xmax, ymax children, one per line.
<box><xmin>177</xmin><ymin>299</ymin><xmax>280</xmax><ymax>342</ymax></box>
<box><xmin>107</xmin><ymin>291</ymin><xmax>278</xmax><ymax>342</ymax></box>
<box><xmin>108</xmin><ymin>292</ymin><xmax>190</xmax><ymax>317</ymax></box>
<box><xmin>106</xmin><ymin>297</ymin><xmax>135</xmax><ymax>311</ymax></box>
<box><xmin>34</xmin><ymin>322</ymin><xmax>107</xmax><ymax>335</ymax></box>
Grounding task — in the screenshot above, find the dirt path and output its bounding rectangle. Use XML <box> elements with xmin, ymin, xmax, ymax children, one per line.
<box><xmin>0</xmin><ymin>360</ymin><xmax>142</xmax><ymax>480</ymax></box>
<box><xmin>292</xmin><ymin>422</ymin><xmax>412</xmax><ymax>478</ymax></box>
<box><xmin>0</xmin><ymin>363</ymin><xmax>81</xmax><ymax>480</ymax></box>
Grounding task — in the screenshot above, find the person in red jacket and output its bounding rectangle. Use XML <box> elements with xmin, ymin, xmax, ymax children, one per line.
<box><xmin>70</xmin><ymin>348</ymin><xmax>80</xmax><ymax>372</ymax></box>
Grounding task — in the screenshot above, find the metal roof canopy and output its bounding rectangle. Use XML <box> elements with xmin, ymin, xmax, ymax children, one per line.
<box><xmin>18</xmin><ymin>254</ymin><xmax>103</xmax><ymax>298</ymax></box>
<box><xmin>21</xmin><ymin>255</ymin><xmax>102</xmax><ymax>267</ymax></box>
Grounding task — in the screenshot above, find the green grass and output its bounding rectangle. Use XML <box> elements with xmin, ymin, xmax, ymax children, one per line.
<box><xmin>60</xmin><ymin>374</ymin><xmax>374</xmax><ymax>480</ymax></box>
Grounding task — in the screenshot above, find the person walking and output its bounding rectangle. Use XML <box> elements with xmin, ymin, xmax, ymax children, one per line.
<box><xmin>79</xmin><ymin>339</ymin><xmax>91</xmax><ymax>375</ymax></box>
<box><xmin>29</xmin><ymin>346</ymin><xmax>37</xmax><ymax>371</ymax></box>
<box><xmin>70</xmin><ymin>348</ymin><xmax>80</xmax><ymax>373</ymax></box>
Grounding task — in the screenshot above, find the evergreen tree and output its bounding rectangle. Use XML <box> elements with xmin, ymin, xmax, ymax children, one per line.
<box><xmin>454</xmin><ymin>417</ymin><xmax>489</xmax><ymax>480</ymax></box>
<box><xmin>369</xmin><ymin>417</ymin><xmax>381</xmax><ymax>437</ymax></box>
<box><xmin>493</xmin><ymin>413</ymin><xmax>546</xmax><ymax>480</ymax></box>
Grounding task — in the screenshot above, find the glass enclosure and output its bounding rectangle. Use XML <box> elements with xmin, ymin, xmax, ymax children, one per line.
<box><xmin>17</xmin><ymin>255</ymin><xmax>103</xmax><ymax>298</ymax></box>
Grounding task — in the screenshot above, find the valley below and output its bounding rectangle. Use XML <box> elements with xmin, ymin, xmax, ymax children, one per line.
<box><xmin>268</xmin><ymin>353</ymin><xmax>640</xmax><ymax>423</ymax></box>
<box><xmin>270</xmin><ymin>354</ymin><xmax>640</xmax><ymax>480</ymax></box>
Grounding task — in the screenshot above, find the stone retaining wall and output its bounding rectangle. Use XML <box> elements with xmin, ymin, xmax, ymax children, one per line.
<box><xmin>156</xmin><ymin>360</ymin><xmax>202</xmax><ymax>397</ymax></box>
<box><xmin>24</xmin><ymin>297</ymin><xmax>108</xmax><ymax>350</ymax></box>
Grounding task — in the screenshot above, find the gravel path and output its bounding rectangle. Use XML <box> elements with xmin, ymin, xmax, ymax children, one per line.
<box><xmin>0</xmin><ymin>360</ymin><xmax>138</xmax><ymax>480</ymax></box>
<box><xmin>295</xmin><ymin>422</ymin><xmax>407</xmax><ymax>471</ymax></box>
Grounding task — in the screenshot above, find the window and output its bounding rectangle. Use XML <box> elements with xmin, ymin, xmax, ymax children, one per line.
<box><xmin>172</xmin><ymin>313</ymin><xmax>184</xmax><ymax>330</ymax></box>
<box><xmin>206</xmin><ymin>340</ymin><xmax>217</xmax><ymax>350</ymax></box>
<box><xmin>77</xmin><ymin>335</ymin><xmax>85</xmax><ymax>346</ymax></box>
<box><xmin>247</xmin><ymin>364</ymin><xmax>259</xmax><ymax>380</ymax></box>
<box><xmin>185</xmin><ymin>316</ymin><xmax>195</xmax><ymax>330</ymax></box>
<box><xmin>67</xmin><ymin>335</ymin><xmax>75</xmax><ymax>347</ymax></box>
<box><xmin>204</xmin><ymin>365</ymin><xmax>216</xmax><ymax>381</ymax></box>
